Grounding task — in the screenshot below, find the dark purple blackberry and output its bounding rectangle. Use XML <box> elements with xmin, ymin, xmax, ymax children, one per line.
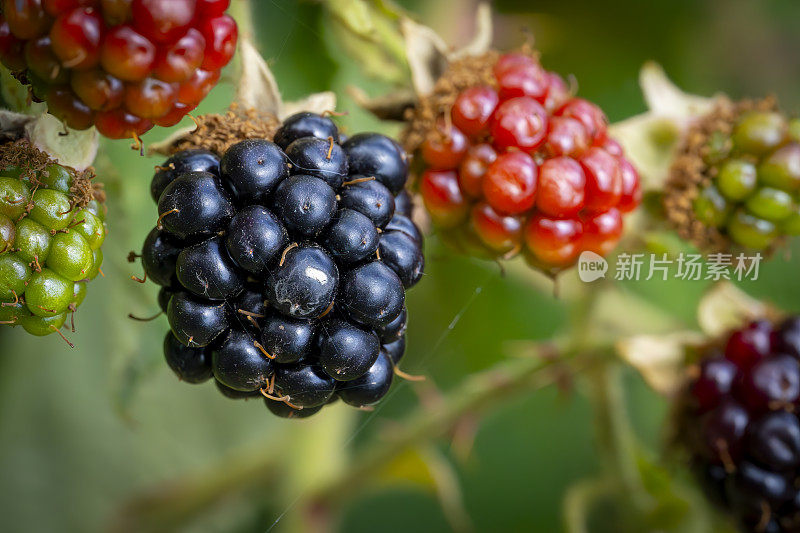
<box><xmin>386</xmin><ymin>213</ymin><xmax>423</xmax><ymax>245</ymax></box>
<box><xmin>141</xmin><ymin>227</ymin><xmax>182</xmax><ymax>286</ymax></box>
<box><xmin>339</xmin><ymin>261</ymin><xmax>404</xmax><ymax>328</ymax></box>
<box><xmin>157</xmin><ymin>286</ymin><xmax>176</xmax><ymax>313</ymax></box>
<box><xmin>265</xmin><ymin>398</ymin><xmax>324</xmax><ymax>419</ymax></box>
<box><xmin>319</xmin><ymin>209</ymin><xmax>379</xmax><ymax>265</ymax></box>
<box><xmin>260</xmin><ymin>313</ymin><xmax>316</xmax><ymax>364</ymax></box>
<box><xmin>233</xmin><ymin>287</ymin><xmax>269</xmax><ymax>323</ymax></box>
<box><xmin>376</xmin><ymin>306</ymin><xmax>407</xmax><ymax>344</ymax></box>
<box><xmin>273</xmin><ymin>363</ymin><xmax>335</xmax><ymax>408</ymax></box>
<box><xmin>139</xmin><ymin>113</ymin><xmax>425</xmax><ymax>419</ymax></box>
<box><xmin>378</xmin><ymin>230</ymin><xmax>424</xmax><ymax>288</ymax></box>
<box><xmin>382</xmin><ymin>335</ymin><xmax>406</xmax><ymax>365</ymax></box>
<box><xmin>677</xmin><ymin>317</ymin><xmax>800</xmax><ymax>531</ymax></box>
<box><xmin>394</xmin><ymin>190</ymin><xmax>414</xmax><ymax>218</ymax></box>
<box><xmin>166</xmin><ymin>291</ymin><xmax>229</xmax><ymax>347</ymax></box>
<box><xmin>264</xmin><ymin>243</ymin><xmax>339</xmax><ymax>319</ymax></box>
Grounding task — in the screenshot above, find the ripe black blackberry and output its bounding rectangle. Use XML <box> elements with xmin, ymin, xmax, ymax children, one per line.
<box><xmin>139</xmin><ymin>112</ymin><xmax>423</xmax><ymax>419</ymax></box>
<box><xmin>675</xmin><ymin>317</ymin><xmax>800</xmax><ymax>532</ymax></box>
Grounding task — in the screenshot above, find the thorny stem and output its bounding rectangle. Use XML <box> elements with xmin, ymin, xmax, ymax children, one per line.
<box><xmin>585</xmin><ymin>361</ymin><xmax>647</xmax><ymax>502</ymax></box>
<box><xmin>563</xmin><ymin>477</ymin><xmax>615</xmax><ymax>533</ymax></box>
<box><xmin>568</xmin><ymin>280</ymin><xmax>652</xmax><ymax>521</ymax></box>
<box><xmin>308</xmin><ymin>351</ymin><xmax>574</xmax><ymax>506</ymax></box>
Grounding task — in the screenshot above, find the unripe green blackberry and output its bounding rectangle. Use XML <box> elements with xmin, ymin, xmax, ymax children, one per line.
<box><xmin>0</xmin><ymin>139</ymin><xmax>106</xmax><ymax>341</ymax></box>
<box><xmin>666</xmin><ymin>98</ymin><xmax>800</xmax><ymax>252</ymax></box>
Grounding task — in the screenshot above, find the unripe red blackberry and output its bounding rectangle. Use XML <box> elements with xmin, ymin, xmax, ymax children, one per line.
<box><xmin>675</xmin><ymin>317</ymin><xmax>800</xmax><ymax>532</ymax></box>
<box><xmin>139</xmin><ymin>110</ymin><xmax>422</xmax><ymax>419</ymax></box>
<box><xmin>0</xmin><ymin>0</ymin><xmax>237</xmax><ymax>139</ymax></box>
<box><xmin>0</xmin><ymin>139</ymin><xmax>106</xmax><ymax>341</ymax></box>
<box><xmin>405</xmin><ymin>49</ymin><xmax>641</xmax><ymax>274</ymax></box>
<box><xmin>666</xmin><ymin>98</ymin><xmax>800</xmax><ymax>253</ymax></box>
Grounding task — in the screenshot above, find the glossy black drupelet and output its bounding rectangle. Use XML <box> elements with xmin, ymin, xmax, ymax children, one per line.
<box><xmin>163</xmin><ymin>331</ymin><xmax>213</xmax><ymax>383</ymax></box>
<box><xmin>317</xmin><ymin>318</ymin><xmax>380</xmax><ymax>381</ymax></box>
<box><xmin>273</xmin><ymin>363</ymin><xmax>335</xmax><ymax>408</ymax></box>
<box><xmin>378</xmin><ymin>230</ymin><xmax>424</xmax><ymax>288</ymax></box>
<box><xmin>339</xmin><ymin>261</ymin><xmax>404</xmax><ymax>328</ymax></box>
<box><xmin>272</xmin><ymin>175</ymin><xmax>337</xmax><ymax>237</ymax></box>
<box><xmin>260</xmin><ymin>313</ymin><xmax>316</xmax><ymax>364</ymax></box>
<box><xmin>677</xmin><ymin>317</ymin><xmax>800</xmax><ymax>532</ymax></box>
<box><xmin>212</xmin><ymin>329</ymin><xmax>274</xmax><ymax>391</ymax></box>
<box><xmin>224</xmin><ymin>206</ymin><xmax>288</xmax><ymax>275</ymax></box>
<box><xmin>219</xmin><ymin>140</ymin><xmax>288</xmax><ymax>204</ymax></box>
<box><xmin>144</xmin><ymin>113</ymin><xmax>424</xmax><ymax>419</ymax></box>
<box><xmin>285</xmin><ymin>137</ymin><xmax>348</xmax><ymax>189</ymax></box>
<box><xmin>142</xmin><ymin>227</ymin><xmax>182</xmax><ymax>286</ymax></box>
<box><xmin>157</xmin><ymin>171</ymin><xmax>235</xmax><ymax>239</ymax></box>
<box><xmin>338</xmin><ymin>178</ymin><xmax>395</xmax><ymax>229</ymax></box>
<box><xmin>264</xmin><ymin>243</ymin><xmax>339</xmax><ymax>319</ymax></box>
<box><xmin>175</xmin><ymin>236</ymin><xmax>245</xmax><ymax>300</ymax></box>
<box><xmin>151</xmin><ymin>149</ymin><xmax>220</xmax><ymax>203</ymax></box>
<box><xmin>337</xmin><ymin>350</ymin><xmax>394</xmax><ymax>407</ymax></box>
<box><xmin>167</xmin><ymin>291</ymin><xmax>228</xmax><ymax>347</ymax></box>
<box><xmin>320</xmin><ymin>209</ymin><xmax>379</xmax><ymax>264</ymax></box>
<box><xmin>274</xmin><ymin>112</ymin><xmax>339</xmax><ymax>150</ymax></box>
<box><xmin>342</xmin><ymin>133</ymin><xmax>408</xmax><ymax>194</ymax></box>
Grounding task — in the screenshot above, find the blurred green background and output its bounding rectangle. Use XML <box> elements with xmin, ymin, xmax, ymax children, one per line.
<box><xmin>1</xmin><ymin>1</ymin><xmax>800</xmax><ymax>532</ymax></box>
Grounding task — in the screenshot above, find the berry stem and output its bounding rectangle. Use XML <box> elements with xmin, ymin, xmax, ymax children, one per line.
<box><xmin>308</xmin><ymin>350</ymin><xmax>572</xmax><ymax>506</ymax></box>
<box><xmin>585</xmin><ymin>362</ymin><xmax>647</xmax><ymax>502</ymax></box>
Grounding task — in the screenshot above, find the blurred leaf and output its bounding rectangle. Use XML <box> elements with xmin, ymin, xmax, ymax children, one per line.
<box><xmin>609</xmin><ymin>63</ymin><xmax>715</xmax><ymax>191</ymax></box>
<box><xmin>696</xmin><ymin>281</ymin><xmax>772</xmax><ymax>338</ymax></box>
<box><xmin>325</xmin><ymin>0</ymin><xmax>408</xmax><ymax>83</ymax></box>
<box><xmin>448</xmin><ymin>2</ymin><xmax>493</xmax><ymax>61</ymax></box>
<box><xmin>636</xmin><ymin>456</ymin><xmax>714</xmax><ymax>533</ymax></box>
<box><xmin>616</xmin><ymin>331</ymin><xmax>703</xmax><ymax>398</ymax></box>
<box><xmin>376</xmin><ymin>446</ymin><xmax>436</xmax><ymax>488</ymax></box>
<box><xmin>639</xmin><ymin>62</ymin><xmax>714</xmax><ymax>119</ymax></box>
<box><xmin>400</xmin><ymin>15</ymin><xmax>448</xmax><ymax>96</ymax></box>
